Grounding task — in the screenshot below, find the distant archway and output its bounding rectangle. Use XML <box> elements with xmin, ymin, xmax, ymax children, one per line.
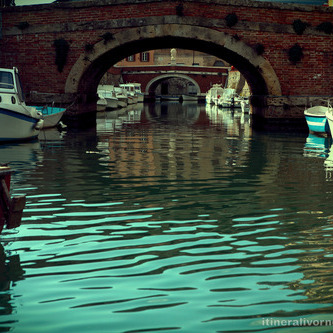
<box><xmin>66</xmin><ymin>24</ymin><xmax>281</xmax><ymax>100</ymax></box>
<box><xmin>145</xmin><ymin>74</ymin><xmax>201</xmax><ymax>95</ymax></box>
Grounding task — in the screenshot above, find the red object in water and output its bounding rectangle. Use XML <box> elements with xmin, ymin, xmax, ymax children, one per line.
<box><xmin>0</xmin><ymin>166</ymin><xmax>26</xmax><ymax>234</ymax></box>
<box><xmin>0</xmin><ymin>166</ymin><xmax>11</xmax><ymax>234</ymax></box>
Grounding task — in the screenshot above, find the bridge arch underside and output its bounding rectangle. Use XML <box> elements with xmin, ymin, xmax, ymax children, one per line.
<box><xmin>66</xmin><ymin>25</ymin><xmax>281</xmax><ymax>115</ymax></box>
<box><xmin>146</xmin><ymin>74</ymin><xmax>201</xmax><ymax>96</ymax></box>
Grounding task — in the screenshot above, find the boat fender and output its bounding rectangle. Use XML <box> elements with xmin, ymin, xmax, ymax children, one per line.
<box><xmin>35</xmin><ymin>119</ymin><xmax>44</xmax><ymax>130</ymax></box>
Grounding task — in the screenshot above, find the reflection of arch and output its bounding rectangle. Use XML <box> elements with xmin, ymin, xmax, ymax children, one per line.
<box><xmin>66</xmin><ymin>24</ymin><xmax>281</xmax><ymax>100</ymax></box>
<box><xmin>145</xmin><ymin>74</ymin><xmax>201</xmax><ymax>95</ymax></box>
<box><xmin>144</xmin><ymin>101</ymin><xmax>201</xmax><ymax>125</ymax></box>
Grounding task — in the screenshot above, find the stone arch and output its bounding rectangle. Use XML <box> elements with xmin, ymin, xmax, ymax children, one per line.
<box><xmin>65</xmin><ymin>24</ymin><xmax>281</xmax><ymax>100</ymax></box>
<box><xmin>145</xmin><ymin>74</ymin><xmax>201</xmax><ymax>95</ymax></box>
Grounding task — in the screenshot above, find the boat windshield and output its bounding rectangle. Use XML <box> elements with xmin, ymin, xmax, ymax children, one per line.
<box><xmin>14</xmin><ymin>70</ymin><xmax>25</xmax><ymax>102</ymax></box>
<box><xmin>0</xmin><ymin>71</ymin><xmax>14</xmax><ymax>90</ymax></box>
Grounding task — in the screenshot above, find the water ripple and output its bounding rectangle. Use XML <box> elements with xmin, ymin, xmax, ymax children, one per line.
<box><xmin>1</xmin><ymin>106</ymin><xmax>333</xmax><ymax>332</ymax></box>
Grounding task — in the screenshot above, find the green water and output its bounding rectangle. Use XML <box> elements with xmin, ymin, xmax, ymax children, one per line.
<box><xmin>0</xmin><ymin>103</ymin><xmax>333</xmax><ymax>332</ymax></box>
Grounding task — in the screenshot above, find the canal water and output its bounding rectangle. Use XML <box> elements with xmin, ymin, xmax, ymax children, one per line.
<box><xmin>0</xmin><ymin>102</ymin><xmax>333</xmax><ymax>333</ymax></box>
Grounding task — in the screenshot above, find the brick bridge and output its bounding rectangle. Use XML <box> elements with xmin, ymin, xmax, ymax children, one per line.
<box><xmin>1</xmin><ymin>0</ymin><xmax>333</xmax><ymax>127</ymax></box>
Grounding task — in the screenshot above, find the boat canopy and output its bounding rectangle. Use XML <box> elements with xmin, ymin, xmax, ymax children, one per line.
<box><xmin>0</xmin><ymin>67</ymin><xmax>25</xmax><ymax>102</ymax></box>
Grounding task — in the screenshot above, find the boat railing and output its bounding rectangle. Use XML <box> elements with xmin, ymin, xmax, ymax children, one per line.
<box><xmin>36</xmin><ymin>103</ymin><xmax>56</xmax><ymax>115</ymax></box>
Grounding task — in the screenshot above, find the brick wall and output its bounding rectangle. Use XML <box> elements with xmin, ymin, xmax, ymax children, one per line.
<box><xmin>1</xmin><ymin>0</ymin><xmax>333</xmax><ymax>104</ymax></box>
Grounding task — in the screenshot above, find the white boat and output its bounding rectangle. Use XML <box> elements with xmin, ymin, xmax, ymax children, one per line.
<box><xmin>97</xmin><ymin>96</ymin><xmax>107</xmax><ymax>111</ymax></box>
<box><xmin>205</xmin><ymin>89</ymin><xmax>212</xmax><ymax>104</ymax></box>
<box><xmin>98</xmin><ymin>90</ymin><xmax>118</xmax><ymax>110</ymax></box>
<box><xmin>127</xmin><ymin>94</ymin><xmax>137</xmax><ymax>105</ymax></box>
<box><xmin>304</xmin><ymin>105</ymin><xmax>330</xmax><ymax>134</ymax></box>
<box><xmin>206</xmin><ymin>84</ymin><xmax>224</xmax><ymax>105</ymax></box>
<box><xmin>114</xmin><ymin>87</ymin><xmax>128</xmax><ymax>108</ymax></box>
<box><xmin>218</xmin><ymin>88</ymin><xmax>241</xmax><ymax>108</ymax></box>
<box><xmin>133</xmin><ymin>83</ymin><xmax>144</xmax><ymax>103</ymax></box>
<box><xmin>120</xmin><ymin>83</ymin><xmax>139</xmax><ymax>104</ymax></box>
<box><xmin>35</xmin><ymin>105</ymin><xmax>66</xmax><ymax>128</ymax></box>
<box><xmin>0</xmin><ymin>67</ymin><xmax>43</xmax><ymax>142</ymax></box>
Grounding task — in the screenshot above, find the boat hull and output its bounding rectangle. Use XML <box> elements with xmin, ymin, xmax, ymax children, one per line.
<box><xmin>97</xmin><ymin>97</ymin><xmax>107</xmax><ymax>112</ymax></box>
<box><xmin>35</xmin><ymin>106</ymin><xmax>66</xmax><ymax>128</ymax></box>
<box><xmin>105</xmin><ymin>98</ymin><xmax>119</xmax><ymax>110</ymax></box>
<box><xmin>181</xmin><ymin>94</ymin><xmax>198</xmax><ymax>102</ymax></box>
<box><xmin>305</xmin><ymin>114</ymin><xmax>329</xmax><ymax>134</ymax></box>
<box><xmin>159</xmin><ymin>95</ymin><xmax>180</xmax><ymax>102</ymax></box>
<box><xmin>0</xmin><ymin>107</ymin><xmax>41</xmax><ymax>141</ymax></box>
<box><xmin>304</xmin><ymin>106</ymin><xmax>330</xmax><ymax>134</ymax></box>
<box><xmin>127</xmin><ymin>95</ymin><xmax>138</xmax><ymax>104</ymax></box>
<box><xmin>136</xmin><ymin>93</ymin><xmax>144</xmax><ymax>103</ymax></box>
<box><xmin>97</xmin><ymin>104</ymin><xmax>107</xmax><ymax>112</ymax></box>
<box><xmin>326</xmin><ymin>110</ymin><xmax>333</xmax><ymax>136</ymax></box>
<box><xmin>116</xmin><ymin>97</ymin><xmax>128</xmax><ymax>108</ymax></box>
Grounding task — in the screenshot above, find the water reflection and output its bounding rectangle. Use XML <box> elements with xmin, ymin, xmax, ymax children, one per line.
<box><xmin>0</xmin><ymin>141</ymin><xmax>42</xmax><ymax>167</ymax></box>
<box><xmin>1</xmin><ymin>102</ymin><xmax>333</xmax><ymax>332</ymax></box>
<box><xmin>145</xmin><ymin>101</ymin><xmax>200</xmax><ymax>125</ymax></box>
<box><xmin>304</xmin><ymin>134</ymin><xmax>331</xmax><ymax>159</ymax></box>
<box><xmin>95</xmin><ymin>104</ymin><xmax>252</xmax><ymax>183</ymax></box>
<box><xmin>0</xmin><ymin>243</ymin><xmax>24</xmax><ymax>321</ymax></box>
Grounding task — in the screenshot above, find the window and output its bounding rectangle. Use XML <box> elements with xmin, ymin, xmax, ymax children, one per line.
<box><xmin>0</xmin><ymin>71</ymin><xmax>14</xmax><ymax>89</ymax></box>
<box><xmin>127</xmin><ymin>55</ymin><xmax>135</xmax><ymax>62</ymax></box>
<box><xmin>140</xmin><ymin>52</ymin><xmax>150</xmax><ymax>62</ymax></box>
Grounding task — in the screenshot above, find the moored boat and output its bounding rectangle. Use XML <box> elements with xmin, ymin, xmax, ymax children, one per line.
<box><xmin>98</xmin><ymin>90</ymin><xmax>118</xmax><ymax>110</ymax></box>
<box><xmin>114</xmin><ymin>87</ymin><xmax>128</xmax><ymax>108</ymax></box>
<box><xmin>0</xmin><ymin>67</ymin><xmax>43</xmax><ymax>142</ymax></box>
<box><xmin>97</xmin><ymin>96</ymin><xmax>107</xmax><ymax>111</ymax></box>
<box><xmin>206</xmin><ymin>84</ymin><xmax>224</xmax><ymax>105</ymax></box>
<box><xmin>35</xmin><ymin>105</ymin><xmax>66</xmax><ymax>128</ymax></box>
<box><xmin>158</xmin><ymin>95</ymin><xmax>180</xmax><ymax>102</ymax></box>
<box><xmin>181</xmin><ymin>94</ymin><xmax>198</xmax><ymax>102</ymax></box>
<box><xmin>325</xmin><ymin>105</ymin><xmax>333</xmax><ymax>136</ymax></box>
<box><xmin>304</xmin><ymin>105</ymin><xmax>330</xmax><ymax>135</ymax></box>
<box><xmin>132</xmin><ymin>83</ymin><xmax>144</xmax><ymax>103</ymax></box>
<box><xmin>120</xmin><ymin>83</ymin><xmax>139</xmax><ymax>104</ymax></box>
<box><xmin>218</xmin><ymin>88</ymin><xmax>242</xmax><ymax>108</ymax></box>
<box><xmin>98</xmin><ymin>85</ymin><xmax>119</xmax><ymax>110</ymax></box>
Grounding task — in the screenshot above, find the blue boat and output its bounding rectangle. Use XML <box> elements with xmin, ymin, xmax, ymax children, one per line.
<box><xmin>304</xmin><ymin>105</ymin><xmax>330</xmax><ymax>135</ymax></box>
<box><xmin>35</xmin><ymin>106</ymin><xmax>66</xmax><ymax>129</ymax></box>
